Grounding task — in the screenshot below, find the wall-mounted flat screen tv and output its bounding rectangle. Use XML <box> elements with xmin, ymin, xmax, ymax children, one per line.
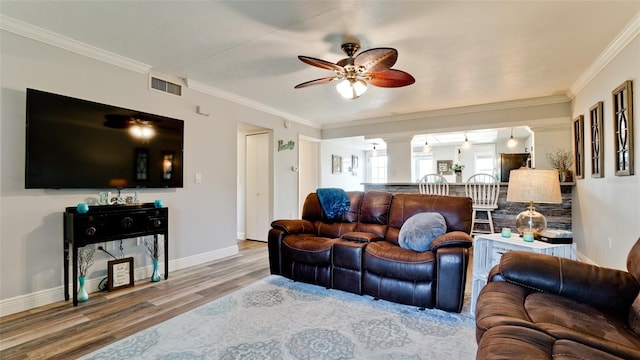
<box><xmin>25</xmin><ymin>88</ymin><xmax>184</xmax><ymax>189</ymax></box>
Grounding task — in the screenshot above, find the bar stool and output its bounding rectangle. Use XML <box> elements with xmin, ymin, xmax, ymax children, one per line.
<box><xmin>418</xmin><ymin>174</ymin><xmax>449</xmax><ymax>195</ymax></box>
<box><xmin>465</xmin><ymin>173</ymin><xmax>500</xmax><ymax>235</ymax></box>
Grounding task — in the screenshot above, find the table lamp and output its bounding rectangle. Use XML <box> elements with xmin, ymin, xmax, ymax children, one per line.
<box><xmin>506</xmin><ymin>168</ymin><xmax>562</xmax><ymax>237</ymax></box>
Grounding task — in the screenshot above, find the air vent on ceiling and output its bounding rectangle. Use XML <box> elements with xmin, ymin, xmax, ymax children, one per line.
<box><xmin>150</xmin><ymin>76</ymin><xmax>182</xmax><ymax>96</ymax></box>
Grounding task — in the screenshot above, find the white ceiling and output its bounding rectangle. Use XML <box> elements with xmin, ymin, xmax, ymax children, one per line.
<box><xmin>1</xmin><ymin>1</ymin><xmax>639</xmax><ymax>133</ymax></box>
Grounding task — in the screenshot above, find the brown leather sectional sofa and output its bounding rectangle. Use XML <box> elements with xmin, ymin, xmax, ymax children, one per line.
<box><xmin>475</xmin><ymin>238</ymin><xmax>640</xmax><ymax>359</ymax></box>
<box><xmin>268</xmin><ymin>190</ymin><xmax>473</xmax><ymax>313</ymax></box>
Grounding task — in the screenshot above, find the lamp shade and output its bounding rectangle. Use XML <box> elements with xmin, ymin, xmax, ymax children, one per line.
<box><xmin>507</xmin><ymin>168</ymin><xmax>562</xmax><ymax>236</ymax></box>
<box><xmin>506</xmin><ymin>169</ymin><xmax>562</xmax><ymax>204</ymax></box>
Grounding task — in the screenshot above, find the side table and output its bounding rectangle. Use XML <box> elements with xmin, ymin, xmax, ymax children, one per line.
<box><xmin>470</xmin><ymin>233</ymin><xmax>576</xmax><ymax>315</ymax></box>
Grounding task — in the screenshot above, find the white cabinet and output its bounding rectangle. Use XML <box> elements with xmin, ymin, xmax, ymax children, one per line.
<box><xmin>470</xmin><ymin>233</ymin><xmax>576</xmax><ymax>315</ymax></box>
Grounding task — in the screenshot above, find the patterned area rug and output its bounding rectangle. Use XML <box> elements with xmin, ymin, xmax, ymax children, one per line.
<box><xmin>81</xmin><ymin>276</ymin><xmax>477</xmax><ymax>359</ymax></box>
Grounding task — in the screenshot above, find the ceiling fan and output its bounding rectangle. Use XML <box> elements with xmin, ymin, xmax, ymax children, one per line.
<box><xmin>295</xmin><ymin>42</ymin><xmax>415</xmax><ymax>99</ymax></box>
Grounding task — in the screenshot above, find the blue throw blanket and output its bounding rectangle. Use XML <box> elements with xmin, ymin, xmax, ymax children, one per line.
<box><xmin>316</xmin><ymin>188</ymin><xmax>350</xmax><ymax>220</ymax></box>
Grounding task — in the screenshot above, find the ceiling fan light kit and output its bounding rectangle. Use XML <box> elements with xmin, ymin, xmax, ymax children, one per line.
<box><xmin>295</xmin><ymin>42</ymin><xmax>415</xmax><ymax>99</ymax></box>
<box><xmin>336</xmin><ymin>79</ymin><xmax>367</xmax><ymax>99</ymax></box>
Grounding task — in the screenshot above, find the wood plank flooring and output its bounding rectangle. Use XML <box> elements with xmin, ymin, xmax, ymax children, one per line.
<box><xmin>0</xmin><ymin>240</ymin><xmax>269</xmax><ymax>360</ymax></box>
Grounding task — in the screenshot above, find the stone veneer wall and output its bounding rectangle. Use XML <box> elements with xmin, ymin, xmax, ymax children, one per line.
<box><xmin>363</xmin><ymin>183</ymin><xmax>573</xmax><ymax>232</ymax></box>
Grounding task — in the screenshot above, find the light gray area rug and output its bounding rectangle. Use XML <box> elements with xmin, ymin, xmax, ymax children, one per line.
<box><xmin>81</xmin><ymin>276</ymin><xmax>477</xmax><ymax>359</ymax></box>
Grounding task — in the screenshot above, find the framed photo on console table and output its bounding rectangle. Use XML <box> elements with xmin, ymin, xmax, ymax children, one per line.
<box><xmin>108</xmin><ymin>257</ymin><xmax>134</xmax><ymax>291</ymax></box>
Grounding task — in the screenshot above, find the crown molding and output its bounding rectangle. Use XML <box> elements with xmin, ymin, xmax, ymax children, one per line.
<box><xmin>185</xmin><ymin>78</ymin><xmax>314</xmax><ymax>127</ymax></box>
<box><xmin>0</xmin><ymin>15</ymin><xmax>317</xmax><ymax>129</ymax></box>
<box><xmin>569</xmin><ymin>11</ymin><xmax>640</xmax><ymax>98</ymax></box>
<box><xmin>321</xmin><ymin>95</ymin><xmax>571</xmax><ymax>130</ymax></box>
<box><xmin>0</xmin><ymin>15</ymin><xmax>151</xmax><ymax>74</ymax></box>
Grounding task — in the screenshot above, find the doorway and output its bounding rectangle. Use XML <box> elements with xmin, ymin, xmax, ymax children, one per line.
<box><xmin>245</xmin><ymin>132</ymin><xmax>270</xmax><ymax>241</ymax></box>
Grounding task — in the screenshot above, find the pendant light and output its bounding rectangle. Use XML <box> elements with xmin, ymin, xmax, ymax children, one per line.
<box><xmin>423</xmin><ymin>136</ymin><xmax>431</xmax><ymax>153</ymax></box>
<box><xmin>372</xmin><ymin>142</ymin><xmax>378</xmax><ymax>156</ymax></box>
<box><xmin>462</xmin><ymin>132</ymin><xmax>472</xmax><ymax>150</ymax></box>
<box><xmin>507</xmin><ymin>128</ymin><xmax>518</xmax><ymax>148</ymax></box>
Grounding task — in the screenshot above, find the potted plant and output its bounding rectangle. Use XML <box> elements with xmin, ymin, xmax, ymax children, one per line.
<box><xmin>545</xmin><ymin>148</ymin><xmax>573</xmax><ymax>182</ymax></box>
<box><xmin>450</xmin><ymin>163</ymin><xmax>465</xmax><ymax>174</ymax></box>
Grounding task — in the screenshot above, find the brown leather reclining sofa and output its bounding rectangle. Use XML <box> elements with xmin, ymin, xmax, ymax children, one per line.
<box><xmin>268</xmin><ymin>190</ymin><xmax>473</xmax><ymax>313</ymax></box>
<box><xmin>475</xmin><ymin>238</ymin><xmax>640</xmax><ymax>359</ymax></box>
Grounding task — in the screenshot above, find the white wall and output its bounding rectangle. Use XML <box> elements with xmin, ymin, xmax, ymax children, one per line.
<box><xmin>0</xmin><ymin>30</ymin><xmax>319</xmax><ymax>314</ymax></box>
<box><xmin>298</xmin><ymin>138</ymin><xmax>320</xmax><ymax>215</ymax></box>
<box><xmin>570</xmin><ymin>34</ymin><xmax>640</xmax><ymax>270</ymax></box>
<box><xmin>319</xmin><ymin>141</ymin><xmax>365</xmax><ymax>191</ymax></box>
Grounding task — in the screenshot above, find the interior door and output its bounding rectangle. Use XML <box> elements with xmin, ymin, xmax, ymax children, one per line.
<box><xmin>246</xmin><ymin>133</ymin><xmax>270</xmax><ymax>241</ymax></box>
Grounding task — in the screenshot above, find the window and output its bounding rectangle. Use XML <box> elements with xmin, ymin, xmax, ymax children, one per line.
<box><xmin>412</xmin><ymin>153</ymin><xmax>434</xmax><ymax>181</ymax></box>
<box><xmin>472</xmin><ymin>144</ymin><xmax>497</xmax><ymax>178</ymax></box>
<box><xmin>367</xmin><ymin>151</ymin><xmax>387</xmax><ymax>183</ymax></box>
<box><xmin>474</xmin><ymin>154</ymin><xmax>494</xmax><ymax>175</ymax></box>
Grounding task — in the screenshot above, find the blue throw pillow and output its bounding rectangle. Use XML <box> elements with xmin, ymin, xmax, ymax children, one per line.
<box><xmin>398</xmin><ymin>212</ymin><xmax>447</xmax><ymax>252</ymax></box>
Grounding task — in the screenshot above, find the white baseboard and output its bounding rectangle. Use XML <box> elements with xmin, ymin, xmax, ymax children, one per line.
<box><xmin>0</xmin><ymin>245</ymin><xmax>239</xmax><ymax>317</ymax></box>
<box><xmin>237</xmin><ymin>232</ymin><xmax>246</xmax><ymax>240</ymax></box>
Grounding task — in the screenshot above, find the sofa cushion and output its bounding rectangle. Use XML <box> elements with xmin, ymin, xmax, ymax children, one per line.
<box><xmin>364</xmin><ymin>241</ymin><xmax>436</xmax><ymax>281</ymax></box>
<box><xmin>316</xmin><ymin>221</ymin><xmax>357</xmax><ymax>238</ymax></box>
<box><xmin>477</xmin><ymin>325</ymin><xmax>627</xmax><ymax>360</ymax></box>
<box><xmin>354</xmin><ymin>191</ymin><xmax>392</xmax><ymax>238</ymax></box>
<box><xmin>282</xmin><ymin>236</ymin><xmax>335</xmax><ymax>265</ymax></box>
<box><xmin>398</xmin><ymin>212</ymin><xmax>446</xmax><ymax>252</ymax></box>
<box><xmin>525</xmin><ymin>292</ymin><xmax>640</xmax><ymax>356</ymax></box>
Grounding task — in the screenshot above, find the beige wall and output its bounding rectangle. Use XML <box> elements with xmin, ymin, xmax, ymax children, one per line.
<box><xmin>0</xmin><ymin>30</ymin><xmax>318</xmax><ymax>314</ymax></box>
<box><xmin>570</xmin><ymin>34</ymin><xmax>640</xmax><ymax>269</ymax></box>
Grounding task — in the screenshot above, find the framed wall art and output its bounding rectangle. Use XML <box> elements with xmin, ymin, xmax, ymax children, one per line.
<box><xmin>437</xmin><ymin>160</ymin><xmax>453</xmax><ymax>175</ymax></box>
<box><xmin>589</xmin><ymin>102</ymin><xmax>604</xmax><ymax>178</ymax></box>
<box><xmin>573</xmin><ymin>115</ymin><xmax>584</xmax><ymax>179</ymax></box>
<box><xmin>332</xmin><ymin>155</ymin><xmax>342</xmax><ymax>174</ymax></box>
<box><xmin>612</xmin><ymin>80</ymin><xmax>634</xmax><ymax>176</ymax></box>
<box><xmin>108</xmin><ymin>257</ymin><xmax>134</xmax><ymax>291</ymax></box>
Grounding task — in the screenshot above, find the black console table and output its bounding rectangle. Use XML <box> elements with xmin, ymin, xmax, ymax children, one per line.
<box><xmin>63</xmin><ymin>203</ymin><xmax>168</xmax><ymax>306</ymax></box>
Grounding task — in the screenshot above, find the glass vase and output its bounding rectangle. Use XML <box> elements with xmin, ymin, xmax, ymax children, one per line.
<box><xmin>78</xmin><ymin>276</ymin><xmax>89</xmax><ymax>302</ymax></box>
<box><xmin>151</xmin><ymin>259</ymin><xmax>161</xmax><ymax>282</ymax></box>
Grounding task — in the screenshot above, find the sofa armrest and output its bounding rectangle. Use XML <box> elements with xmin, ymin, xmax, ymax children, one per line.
<box><xmin>430</xmin><ymin>231</ymin><xmax>473</xmax><ymax>252</ymax></box>
<box><xmin>498</xmin><ymin>251</ymin><xmax>639</xmax><ymax>315</ymax></box>
<box><xmin>341</xmin><ymin>231</ymin><xmax>383</xmax><ymax>243</ymax></box>
<box><xmin>435</xmin><ymin>246</ymin><xmax>470</xmax><ymax>312</ymax></box>
<box><xmin>270</xmin><ymin>219</ymin><xmax>315</xmax><ymax>235</ymax></box>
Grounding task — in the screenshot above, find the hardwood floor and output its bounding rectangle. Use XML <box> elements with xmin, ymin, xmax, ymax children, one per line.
<box><xmin>0</xmin><ymin>240</ymin><xmax>269</xmax><ymax>360</ymax></box>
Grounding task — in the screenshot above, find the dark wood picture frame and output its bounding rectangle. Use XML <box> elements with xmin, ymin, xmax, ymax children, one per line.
<box><xmin>332</xmin><ymin>155</ymin><xmax>342</xmax><ymax>174</ymax></box>
<box><xmin>573</xmin><ymin>115</ymin><xmax>585</xmax><ymax>179</ymax></box>
<box><xmin>612</xmin><ymin>80</ymin><xmax>634</xmax><ymax>176</ymax></box>
<box><xmin>589</xmin><ymin>102</ymin><xmax>604</xmax><ymax>178</ymax></box>
<box><xmin>108</xmin><ymin>257</ymin><xmax>134</xmax><ymax>291</ymax></box>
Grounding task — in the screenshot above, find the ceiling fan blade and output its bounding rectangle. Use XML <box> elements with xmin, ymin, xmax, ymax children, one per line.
<box><xmin>354</xmin><ymin>48</ymin><xmax>398</xmax><ymax>73</ymax></box>
<box><xmin>294</xmin><ymin>76</ymin><xmax>339</xmax><ymax>89</ymax></box>
<box><xmin>298</xmin><ymin>56</ymin><xmax>344</xmax><ymax>72</ymax></box>
<box><xmin>367</xmin><ymin>69</ymin><xmax>415</xmax><ymax>88</ymax></box>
